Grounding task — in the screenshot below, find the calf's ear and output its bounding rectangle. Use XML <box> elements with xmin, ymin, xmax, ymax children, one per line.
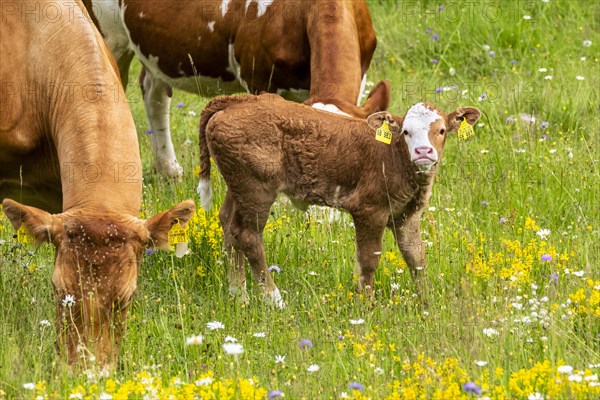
<box><xmin>366</xmin><ymin>111</ymin><xmax>401</xmax><ymax>134</ymax></box>
<box><xmin>145</xmin><ymin>200</ymin><xmax>196</xmax><ymax>249</ymax></box>
<box><xmin>2</xmin><ymin>198</ymin><xmax>58</xmax><ymax>244</ymax></box>
<box><xmin>447</xmin><ymin>107</ymin><xmax>481</xmax><ymax>132</ymax></box>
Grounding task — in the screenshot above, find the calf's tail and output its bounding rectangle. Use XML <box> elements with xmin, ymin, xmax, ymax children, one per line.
<box><xmin>197</xmin><ymin>94</ymin><xmax>258</xmax><ymax>211</ymax></box>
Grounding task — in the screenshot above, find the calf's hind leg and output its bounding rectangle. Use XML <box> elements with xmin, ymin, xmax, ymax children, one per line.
<box><xmin>226</xmin><ymin>198</ymin><xmax>283</xmax><ymax>308</ymax></box>
<box><xmin>219</xmin><ymin>192</ymin><xmax>248</xmax><ymax>302</ymax></box>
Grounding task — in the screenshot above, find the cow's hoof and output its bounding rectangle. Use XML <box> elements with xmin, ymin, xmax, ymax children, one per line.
<box><xmin>264</xmin><ymin>288</ymin><xmax>285</xmax><ymax>309</ymax></box>
<box><xmin>156</xmin><ymin>159</ymin><xmax>183</xmax><ymax>179</ymax></box>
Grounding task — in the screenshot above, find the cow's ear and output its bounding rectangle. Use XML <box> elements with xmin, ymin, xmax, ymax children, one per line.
<box><xmin>2</xmin><ymin>199</ymin><xmax>58</xmax><ymax>244</ymax></box>
<box><xmin>447</xmin><ymin>107</ymin><xmax>481</xmax><ymax>132</ymax></box>
<box><xmin>145</xmin><ymin>200</ymin><xmax>196</xmax><ymax>249</ymax></box>
<box><xmin>366</xmin><ymin>112</ymin><xmax>401</xmax><ymax>134</ymax></box>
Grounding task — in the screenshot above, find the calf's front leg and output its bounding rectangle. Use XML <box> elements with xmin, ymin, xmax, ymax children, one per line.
<box><xmin>392</xmin><ymin>212</ymin><xmax>429</xmax><ymax>300</ymax></box>
<box><xmin>352</xmin><ymin>212</ymin><xmax>387</xmax><ymax>296</ymax></box>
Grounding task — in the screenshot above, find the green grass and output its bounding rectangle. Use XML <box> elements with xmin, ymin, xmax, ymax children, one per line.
<box><xmin>1</xmin><ymin>0</ymin><xmax>599</xmax><ymax>398</ymax></box>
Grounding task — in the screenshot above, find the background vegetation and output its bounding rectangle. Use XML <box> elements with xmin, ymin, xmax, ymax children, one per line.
<box><xmin>1</xmin><ymin>0</ymin><xmax>599</xmax><ymax>398</ymax></box>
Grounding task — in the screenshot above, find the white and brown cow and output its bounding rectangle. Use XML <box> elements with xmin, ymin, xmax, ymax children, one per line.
<box><xmin>198</xmin><ymin>94</ymin><xmax>480</xmax><ymax>307</ymax></box>
<box><xmin>86</xmin><ymin>0</ymin><xmax>390</xmax><ymax>178</ymax></box>
<box><xmin>0</xmin><ymin>0</ymin><xmax>195</xmax><ymax>367</ymax></box>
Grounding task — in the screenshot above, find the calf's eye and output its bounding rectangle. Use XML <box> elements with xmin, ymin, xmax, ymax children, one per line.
<box><xmin>439</xmin><ymin>128</ymin><xmax>446</xmax><ymax>135</ymax></box>
<box><xmin>402</xmin><ymin>130</ymin><xmax>409</xmax><ymax>136</ymax></box>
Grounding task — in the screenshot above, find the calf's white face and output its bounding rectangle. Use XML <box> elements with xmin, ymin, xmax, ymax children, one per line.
<box><xmin>401</xmin><ymin>103</ymin><xmax>443</xmax><ymax>170</ymax></box>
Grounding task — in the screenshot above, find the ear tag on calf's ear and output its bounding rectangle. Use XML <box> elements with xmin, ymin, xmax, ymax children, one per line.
<box><xmin>168</xmin><ymin>218</ymin><xmax>189</xmax><ymax>258</ymax></box>
<box><xmin>17</xmin><ymin>225</ymin><xmax>35</xmax><ymax>244</ymax></box>
<box><xmin>375</xmin><ymin>120</ymin><xmax>393</xmax><ymax>144</ymax></box>
<box><xmin>457</xmin><ymin>117</ymin><xmax>475</xmax><ymax>141</ymax></box>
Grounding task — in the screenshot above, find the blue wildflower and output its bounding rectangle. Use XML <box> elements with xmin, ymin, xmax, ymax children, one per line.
<box><xmin>463</xmin><ymin>382</ymin><xmax>482</xmax><ymax>395</ymax></box>
<box><xmin>348</xmin><ymin>382</ymin><xmax>364</xmax><ymax>392</ymax></box>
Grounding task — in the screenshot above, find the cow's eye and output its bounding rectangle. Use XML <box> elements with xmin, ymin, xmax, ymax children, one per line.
<box><xmin>439</xmin><ymin>128</ymin><xmax>446</xmax><ymax>135</ymax></box>
<box><xmin>402</xmin><ymin>130</ymin><xmax>409</xmax><ymax>136</ymax></box>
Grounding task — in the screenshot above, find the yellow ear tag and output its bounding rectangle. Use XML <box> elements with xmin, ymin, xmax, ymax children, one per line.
<box><xmin>17</xmin><ymin>225</ymin><xmax>35</xmax><ymax>244</ymax></box>
<box><xmin>457</xmin><ymin>117</ymin><xmax>474</xmax><ymax>141</ymax></box>
<box><xmin>375</xmin><ymin>120</ymin><xmax>393</xmax><ymax>144</ymax></box>
<box><xmin>168</xmin><ymin>219</ymin><xmax>189</xmax><ymax>258</ymax></box>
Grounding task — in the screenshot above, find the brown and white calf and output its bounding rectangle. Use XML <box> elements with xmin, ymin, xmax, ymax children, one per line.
<box><xmin>198</xmin><ymin>94</ymin><xmax>480</xmax><ymax>306</ymax></box>
<box><xmin>85</xmin><ymin>0</ymin><xmax>390</xmax><ymax>178</ymax></box>
<box><xmin>1</xmin><ymin>0</ymin><xmax>195</xmax><ymax>367</ymax></box>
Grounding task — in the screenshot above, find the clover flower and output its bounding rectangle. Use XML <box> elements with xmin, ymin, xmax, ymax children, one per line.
<box><xmin>206</xmin><ymin>321</ymin><xmax>224</xmax><ymax>330</ymax></box>
<box><xmin>299</xmin><ymin>339</ymin><xmax>313</xmax><ymax>350</ymax></box>
<box><xmin>62</xmin><ymin>294</ymin><xmax>76</xmax><ymax>307</ymax></box>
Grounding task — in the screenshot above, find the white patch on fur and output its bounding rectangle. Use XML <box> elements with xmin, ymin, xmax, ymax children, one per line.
<box><xmin>220</xmin><ymin>0</ymin><xmax>231</xmax><ymax>17</ymax></box>
<box><xmin>402</xmin><ymin>102</ymin><xmax>442</xmax><ymax>164</ymax></box>
<box><xmin>207</xmin><ymin>21</ymin><xmax>216</xmax><ymax>32</ymax></box>
<box><xmin>357</xmin><ymin>74</ymin><xmax>367</xmax><ymax>106</ymax></box>
<box><xmin>256</xmin><ymin>0</ymin><xmax>274</xmax><ymax>18</ymax></box>
<box><xmin>266</xmin><ymin>287</ymin><xmax>285</xmax><ymax>309</ymax></box>
<box><xmin>227</xmin><ymin>44</ymin><xmax>249</xmax><ymax>92</ymax></box>
<box><xmin>311</xmin><ymin>103</ymin><xmax>352</xmax><ymax>117</ymax></box>
<box><xmin>197</xmin><ymin>179</ymin><xmax>213</xmax><ymax>211</ymax></box>
<box><xmin>245</xmin><ymin>0</ymin><xmax>253</xmax><ymax>13</ymax></box>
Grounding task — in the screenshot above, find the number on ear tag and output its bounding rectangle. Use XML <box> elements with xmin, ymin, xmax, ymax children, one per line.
<box><xmin>375</xmin><ymin>120</ymin><xmax>393</xmax><ymax>144</ymax></box>
<box><xmin>457</xmin><ymin>117</ymin><xmax>475</xmax><ymax>141</ymax></box>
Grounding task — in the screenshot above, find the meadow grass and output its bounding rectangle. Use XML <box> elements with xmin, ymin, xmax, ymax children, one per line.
<box><xmin>1</xmin><ymin>0</ymin><xmax>599</xmax><ymax>398</ymax></box>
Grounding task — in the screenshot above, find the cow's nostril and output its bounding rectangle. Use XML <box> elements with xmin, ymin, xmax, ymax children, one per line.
<box><xmin>415</xmin><ymin>146</ymin><xmax>433</xmax><ymax>155</ymax></box>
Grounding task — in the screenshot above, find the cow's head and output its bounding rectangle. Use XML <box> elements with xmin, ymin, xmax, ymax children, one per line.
<box><xmin>2</xmin><ymin>198</ymin><xmax>195</xmax><ymax>368</ymax></box>
<box><xmin>368</xmin><ymin>103</ymin><xmax>481</xmax><ymax>171</ymax></box>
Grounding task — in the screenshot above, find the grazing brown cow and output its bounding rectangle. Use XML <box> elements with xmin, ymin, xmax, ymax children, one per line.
<box><xmin>0</xmin><ymin>0</ymin><xmax>195</xmax><ymax>367</ymax></box>
<box><xmin>86</xmin><ymin>0</ymin><xmax>390</xmax><ymax>178</ymax></box>
<box><xmin>198</xmin><ymin>94</ymin><xmax>480</xmax><ymax>307</ymax></box>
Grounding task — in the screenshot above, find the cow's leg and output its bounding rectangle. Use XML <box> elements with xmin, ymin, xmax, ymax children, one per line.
<box><xmin>140</xmin><ymin>69</ymin><xmax>183</xmax><ymax>178</ymax></box>
<box><xmin>392</xmin><ymin>212</ymin><xmax>429</xmax><ymax>300</ymax></box>
<box><xmin>219</xmin><ymin>192</ymin><xmax>248</xmax><ymax>301</ymax></box>
<box><xmin>229</xmin><ymin>203</ymin><xmax>282</xmax><ymax>308</ymax></box>
<box><xmin>352</xmin><ymin>211</ymin><xmax>387</xmax><ymax>296</ymax></box>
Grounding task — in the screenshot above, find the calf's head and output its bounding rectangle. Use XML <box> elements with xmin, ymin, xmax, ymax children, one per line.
<box><xmin>368</xmin><ymin>103</ymin><xmax>481</xmax><ymax>171</ymax></box>
<box><xmin>2</xmin><ymin>198</ymin><xmax>195</xmax><ymax>368</ymax></box>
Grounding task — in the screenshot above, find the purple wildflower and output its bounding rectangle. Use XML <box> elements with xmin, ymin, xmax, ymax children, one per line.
<box><xmin>425</xmin><ymin>28</ymin><xmax>431</xmax><ymax>34</ymax></box>
<box><xmin>505</xmin><ymin>116</ymin><xmax>515</xmax><ymax>125</ymax></box>
<box><xmin>435</xmin><ymin>87</ymin><xmax>443</xmax><ymax>94</ymax></box>
<box><xmin>540</xmin><ymin>121</ymin><xmax>549</xmax><ymax>130</ymax></box>
<box><xmin>526</xmin><ymin>70</ymin><xmax>531</xmax><ymax>75</ymax></box>
<box><xmin>463</xmin><ymin>382</ymin><xmax>482</xmax><ymax>395</ymax></box>
<box><xmin>550</xmin><ymin>273</ymin><xmax>559</xmax><ymax>284</ymax></box>
<box><xmin>510</xmin><ymin>59</ymin><xmax>518</xmax><ymax>65</ymax></box>
<box><xmin>338</xmin><ymin>335</ymin><xmax>344</xmax><ymax>341</ymax></box>
<box><xmin>348</xmin><ymin>382</ymin><xmax>364</xmax><ymax>392</ymax></box>
<box><xmin>268</xmin><ymin>390</ymin><xmax>284</xmax><ymax>399</ymax></box>
<box><xmin>268</xmin><ymin>265</ymin><xmax>281</xmax><ymax>273</ymax></box>
<box><xmin>431</xmin><ymin>33</ymin><xmax>439</xmax><ymax>42</ymax></box>
<box><xmin>513</xmin><ymin>135</ymin><xmax>521</xmax><ymax>140</ymax></box>
<box><xmin>431</xmin><ymin>59</ymin><xmax>439</xmax><ymax>64</ymax></box>
<box><xmin>481</xmin><ymin>201</ymin><xmax>488</xmax><ymax>206</ymax></box>
<box><xmin>176</xmin><ymin>102</ymin><xmax>185</xmax><ymax>108</ymax></box>
<box><xmin>489</xmin><ymin>51</ymin><xmax>496</xmax><ymax>57</ymax></box>
<box><xmin>541</xmin><ymin>134</ymin><xmax>548</xmax><ymax>140</ymax></box>
<box><xmin>499</xmin><ymin>217</ymin><xmax>509</xmax><ymax>224</ymax></box>
<box><xmin>541</xmin><ymin>254</ymin><xmax>552</xmax><ymax>262</ymax></box>
<box><xmin>146</xmin><ymin>248</ymin><xmax>154</xmax><ymax>255</ymax></box>
<box><xmin>146</xmin><ymin>129</ymin><xmax>154</xmax><ymax>134</ymax></box>
<box><xmin>299</xmin><ymin>339</ymin><xmax>313</xmax><ymax>350</ymax></box>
